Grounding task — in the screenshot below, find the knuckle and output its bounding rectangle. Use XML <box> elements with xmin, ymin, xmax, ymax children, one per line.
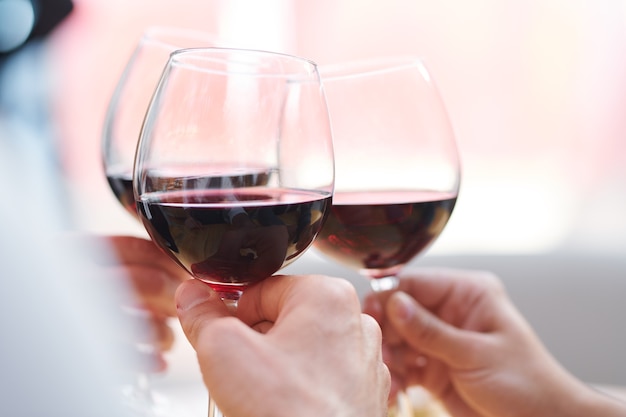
<box><xmin>471</xmin><ymin>269</ymin><xmax>505</xmax><ymax>294</ymax></box>
<box><xmin>318</xmin><ymin>276</ymin><xmax>359</xmax><ymax>306</ymax></box>
<box><xmin>361</xmin><ymin>313</ymin><xmax>383</xmax><ymax>343</ymax></box>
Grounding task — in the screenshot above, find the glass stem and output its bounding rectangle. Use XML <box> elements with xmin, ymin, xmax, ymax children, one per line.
<box><xmin>369</xmin><ymin>275</ymin><xmax>399</xmax><ymax>292</ymax></box>
<box><xmin>136</xmin><ymin>373</ymin><xmax>154</xmax><ymax>403</ymax></box>
<box><xmin>369</xmin><ymin>276</ymin><xmax>415</xmax><ymax>415</ymax></box>
<box><xmin>219</xmin><ymin>291</ymin><xmax>241</xmax><ymax>312</ymax></box>
<box><xmin>208</xmin><ymin>396</ymin><xmax>224</xmax><ymax>417</ymax></box>
<box><xmin>207</xmin><ymin>292</ymin><xmax>241</xmax><ymax>417</ymax></box>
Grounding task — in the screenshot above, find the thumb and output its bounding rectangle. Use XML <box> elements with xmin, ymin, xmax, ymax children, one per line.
<box><xmin>175</xmin><ymin>280</ymin><xmax>267</xmax><ymax>414</ymax></box>
<box><xmin>386</xmin><ymin>291</ymin><xmax>481</xmax><ymax>368</ymax></box>
<box><xmin>175</xmin><ymin>279</ymin><xmax>232</xmax><ymax>347</ymax></box>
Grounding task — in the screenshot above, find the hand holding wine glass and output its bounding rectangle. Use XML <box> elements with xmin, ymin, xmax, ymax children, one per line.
<box><xmin>175</xmin><ymin>274</ymin><xmax>390</xmax><ymax>417</ymax></box>
<box><xmin>133</xmin><ymin>47</ymin><xmax>334</xmax><ymax>416</ymax></box>
<box><xmin>313</xmin><ymin>57</ymin><xmax>460</xmax><ymax>414</ymax></box>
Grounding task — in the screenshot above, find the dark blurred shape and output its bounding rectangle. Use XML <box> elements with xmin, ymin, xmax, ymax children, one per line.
<box><xmin>0</xmin><ymin>0</ymin><xmax>75</xmax><ymax>227</ymax></box>
<box><xmin>0</xmin><ymin>0</ymin><xmax>73</xmax><ymax>55</ymax></box>
<box><xmin>0</xmin><ymin>0</ymin><xmax>34</xmax><ymax>53</ymax></box>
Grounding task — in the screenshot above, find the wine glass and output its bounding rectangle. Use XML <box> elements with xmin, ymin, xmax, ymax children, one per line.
<box><xmin>314</xmin><ymin>56</ymin><xmax>460</xmax><ymax>414</ymax></box>
<box><xmin>101</xmin><ymin>26</ymin><xmax>221</xmax><ymax>417</ymax></box>
<box><xmin>103</xmin><ymin>26</ymin><xmax>221</xmax><ymax>218</ymax></box>
<box><xmin>133</xmin><ymin>47</ymin><xmax>334</xmax><ymax>417</ymax></box>
<box><xmin>314</xmin><ymin>56</ymin><xmax>459</xmax><ymax>414</ymax></box>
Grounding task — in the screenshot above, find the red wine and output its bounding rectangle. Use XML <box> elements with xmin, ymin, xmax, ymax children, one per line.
<box><xmin>314</xmin><ymin>191</ymin><xmax>457</xmax><ymax>278</ymax></box>
<box><xmin>106</xmin><ymin>169</ymin><xmax>272</xmax><ymax>219</ymax></box>
<box><xmin>106</xmin><ymin>173</ymin><xmax>136</xmax><ymax>217</ymax></box>
<box><xmin>137</xmin><ymin>188</ymin><xmax>331</xmax><ymax>294</ymax></box>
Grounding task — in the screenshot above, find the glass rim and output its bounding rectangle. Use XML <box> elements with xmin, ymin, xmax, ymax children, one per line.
<box><xmin>319</xmin><ymin>55</ymin><xmax>430</xmax><ymax>82</ymax></box>
<box><xmin>168</xmin><ymin>47</ymin><xmax>320</xmax><ymax>77</ymax></box>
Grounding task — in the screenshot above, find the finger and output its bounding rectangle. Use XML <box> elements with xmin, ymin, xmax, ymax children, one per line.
<box><xmin>385</xmin><ymin>344</ymin><xmax>428</xmax><ymax>375</ymax></box>
<box><xmin>233</xmin><ymin>274</ymin><xmax>296</xmax><ymax>326</ymax></box>
<box><xmin>175</xmin><ymin>279</ymin><xmax>232</xmax><ymax>347</ymax></box>
<box><xmin>386</xmin><ymin>291</ymin><xmax>484</xmax><ymax>368</ymax></box>
<box><xmin>361</xmin><ymin>313</ymin><xmax>392</xmax><ymax>412</ymax></box>
<box><xmin>383</xmin><ymin>344</ymin><xmax>409</xmax><ymax>379</ymax></box>
<box><xmin>416</xmin><ymin>356</ymin><xmax>450</xmax><ymax>398</ymax></box>
<box><xmin>363</xmin><ymin>290</ymin><xmax>407</xmax><ymax>347</ymax></box>
<box><xmin>109</xmin><ymin>265</ymin><xmax>180</xmax><ymax>317</ymax></box>
<box><xmin>150</xmin><ymin>317</ymin><xmax>175</xmax><ymax>352</ymax></box>
<box><xmin>112</xmin><ymin>264</ymin><xmax>181</xmax><ymax>316</ymax></box>
<box><xmin>364</xmin><ymin>290</ymin><xmax>409</xmax><ymax>353</ymax></box>
<box><xmin>175</xmin><ymin>281</ymin><xmax>272</xmax><ymax>410</ymax></box>
<box><xmin>118</xmin><ymin>264</ymin><xmax>180</xmax><ymax>297</ymax></box>
<box><xmin>75</xmin><ymin>235</ymin><xmax>188</xmax><ymax>292</ymax></box>
<box><xmin>388</xmin><ymin>377</ymin><xmax>403</xmax><ymax>407</ymax></box>
<box><xmin>94</xmin><ymin>235</ymin><xmax>186</xmax><ymax>280</ymax></box>
<box><xmin>236</xmin><ymin>274</ymin><xmax>361</xmax><ymax>328</ymax></box>
<box><xmin>250</xmin><ymin>320</ymin><xmax>274</xmax><ymax>334</ymax></box>
<box><xmin>110</xmin><ymin>236</ymin><xmax>186</xmax><ymax>278</ymax></box>
<box><xmin>396</xmin><ymin>267</ymin><xmax>498</xmax><ymax>310</ymax></box>
<box><xmin>380</xmin><ymin>318</ymin><xmax>404</xmax><ymax>346</ymax></box>
<box><xmin>360</xmin><ymin>312</ymin><xmax>384</xmax><ymax>352</ymax></box>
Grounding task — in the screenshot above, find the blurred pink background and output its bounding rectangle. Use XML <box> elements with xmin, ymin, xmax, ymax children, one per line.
<box><xmin>48</xmin><ymin>0</ymin><xmax>626</xmax><ymax>255</ymax></box>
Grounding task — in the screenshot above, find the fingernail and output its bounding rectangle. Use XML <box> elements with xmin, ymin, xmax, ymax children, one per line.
<box><xmin>390</xmin><ymin>292</ymin><xmax>415</xmax><ymax>322</ymax></box>
<box><xmin>176</xmin><ymin>280</ymin><xmax>214</xmax><ymax>312</ymax></box>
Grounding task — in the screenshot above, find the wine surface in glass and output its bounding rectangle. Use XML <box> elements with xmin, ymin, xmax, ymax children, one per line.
<box><xmin>107</xmin><ymin>169</ymin><xmax>272</xmax><ymax>219</ymax></box>
<box><xmin>314</xmin><ymin>190</ymin><xmax>456</xmax><ymax>278</ymax></box>
<box><xmin>106</xmin><ymin>173</ymin><xmax>136</xmax><ymax>217</ymax></box>
<box><xmin>137</xmin><ymin>186</ymin><xmax>331</xmax><ymax>295</ymax></box>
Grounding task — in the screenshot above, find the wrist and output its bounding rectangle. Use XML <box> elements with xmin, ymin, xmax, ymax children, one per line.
<box><xmin>517</xmin><ymin>361</ymin><xmax>620</xmax><ymax>417</ymax></box>
<box><xmin>573</xmin><ymin>385</ymin><xmax>626</xmax><ymax>417</ymax></box>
